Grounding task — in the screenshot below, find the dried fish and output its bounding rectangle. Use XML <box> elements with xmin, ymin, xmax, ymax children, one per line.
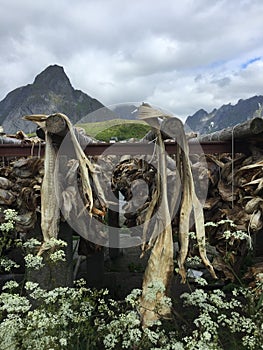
<box><xmin>24</xmin><ymin>113</ymin><xmax>107</xmax><ymax>253</ymax></box>
<box><xmin>0</xmin><ymin>189</ymin><xmax>15</xmax><ymax>205</ymax></box>
<box><xmin>0</xmin><ymin>177</ymin><xmax>13</xmax><ymax>190</ymax></box>
<box><xmin>12</xmin><ymin>157</ymin><xmax>43</xmax><ymax>178</ymax></box>
<box><xmin>140</xmin><ymin>130</ymin><xmax>174</xmax><ymax>327</ymax></box>
<box><xmin>15</xmin><ymin>211</ymin><xmax>37</xmax><ymax>231</ymax></box>
<box><xmin>138</xmin><ymin>104</ymin><xmax>216</xmax><ymax>326</ymax></box>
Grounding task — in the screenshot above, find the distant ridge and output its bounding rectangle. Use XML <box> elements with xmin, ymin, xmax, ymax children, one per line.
<box><xmin>185</xmin><ymin>95</ymin><xmax>263</xmax><ymax>134</ymax></box>
<box><xmin>1</xmin><ymin>64</ymin><xmax>262</xmax><ymax>135</ymax></box>
<box><xmin>0</xmin><ymin>65</ymin><xmax>104</xmax><ymax>133</ymax></box>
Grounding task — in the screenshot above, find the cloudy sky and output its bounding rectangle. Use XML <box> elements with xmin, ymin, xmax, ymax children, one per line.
<box><xmin>0</xmin><ymin>0</ymin><xmax>263</xmax><ymax>120</ymax></box>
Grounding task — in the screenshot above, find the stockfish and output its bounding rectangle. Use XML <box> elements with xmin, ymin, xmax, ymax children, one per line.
<box><xmin>138</xmin><ymin>104</ymin><xmax>216</xmax><ymax>326</ymax></box>
<box><xmin>23</xmin><ymin>113</ymin><xmax>106</xmax><ymax>253</ymax></box>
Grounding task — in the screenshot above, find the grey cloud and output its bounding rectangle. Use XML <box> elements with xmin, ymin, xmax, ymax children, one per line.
<box><xmin>211</xmin><ymin>77</ymin><xmax>231</xmax><ymax>87</ymax></box>
<box><xmin>0</xmin><ymin>0</ymin><xmax>263</xmax><ymax>118</ymax></box>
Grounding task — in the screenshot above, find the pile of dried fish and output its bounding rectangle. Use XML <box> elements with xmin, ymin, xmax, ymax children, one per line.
<box><xmin>190</xmin><ymin>150</ymin><xmax>263</xmax><ymax>281</ymax></box>
<box><xmin>0</xmin><ymin>129</ymin><xmax>42</xmax><ymax>145</ymax></box>
<box><xmin>0</xmin><ymin>156</ymin><xmax>43</xmax><ymax>233</ymax></box>
<box><xmin>112</xmin><ymin>158</ymin><xmax>157</xmax><ymax>229</ymax></box>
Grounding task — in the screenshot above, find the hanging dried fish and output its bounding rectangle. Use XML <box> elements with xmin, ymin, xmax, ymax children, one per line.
<box><xmin>140</xmin><ymin>130</ymin><xmax>174</xmax><ymax>327</ymax></box>
<box><xmin>23</xmin><ymin>113</ymin><xmax>107</xmax><ymax>253</ymax></box>
<box><xmin>161</xmin><ymin>115</ymin><xmax>217</xmax><ymax>282</ymax></box>
<box><xmin>137</xmin><ymin>104</ymin><xmax>216</xmax><ymax>327</ymax></box>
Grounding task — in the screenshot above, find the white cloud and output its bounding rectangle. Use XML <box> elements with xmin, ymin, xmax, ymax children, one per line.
<box><xmin>0</xmin><ymin>0</ymin><xmax>263</xmax><ymax>121</ymax></box>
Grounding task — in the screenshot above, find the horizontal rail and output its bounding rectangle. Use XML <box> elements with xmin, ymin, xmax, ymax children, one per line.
<box><xmin>0</xmin><ymin>140</ymin><xmax>249</xmax><ymax>157</ymax></box>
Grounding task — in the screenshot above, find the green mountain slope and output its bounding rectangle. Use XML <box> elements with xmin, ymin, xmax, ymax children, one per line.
<box><xmin>77</xmin><ymin>119</ymin><xmax>150</xmax><ymax>141</ymax></box>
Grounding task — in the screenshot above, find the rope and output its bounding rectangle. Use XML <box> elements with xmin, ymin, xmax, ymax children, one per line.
<box><xmin>231</xmin><ymin>125</ymin><xmax>238</xmax><ymax>209</ymax></box>
<box><xmin>38</xmin><ymin>142</ymin><xmax>42</xmax><ymax>158</ymax></box>
<box><xmin>30</xmin><ymin>142</ymin><xmax>34</xmax><ymax>157</ymax></box>
<box><xmin>1</xmin><ymin>137</ymin><xmax>4</xmax><ymax>167</ymax></box>
<box><xmin>148</xmin><ymin>137</ymin><xmax>158</xmax><ymax>164</ymax></box>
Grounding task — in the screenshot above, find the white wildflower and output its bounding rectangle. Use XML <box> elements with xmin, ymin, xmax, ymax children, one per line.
<box><xmin>44</xmin><ymin>238</ymin><xmax>67</xmax><ymax>249</ymax></box>
<box><xmin>0</xmin><ymin>257</ymin><xmax>20</xmax><ymax>272</ymax></box>
<box><xmin>186</xmin><ymin>256</ymin><xmax>202</xmax><ymax>267</ymax></box>
<box><xmin>24</xmin><ymin>254</ymin><xmax>44</xmax><ymax>270</ymax></box>
<box><xmin>23</xmin><ymin>238</ymin><xmax>42</xmax><ymax>249</ymax></box>
<box><xmin>145</xmin><ymin>280</ymin><xmax>166</xmax><ymax>302</ymax></box>
<box><xmin>103</xmin><ymin>333</ymin><xmax>118</xmax><ymax>349</ymax></box>
<box><xmin>24</xmin><ymin>281</ymin><xmax>40</xmax><ymax>291</ymax></box>
<box><xmin>0</xmin><ymin>221</ymin><xmax>15</xmax><ymax>232</ymax></box>
<box><xmin>3</xmin><ymin>208</ymin><xmax>17</xmax><ymax>221</ymax></box>
<box><xmin>2</xmin><ymin>280</ymin><xmax>19</xmax><ymax>291</ymax></box>
<box><xmin>194</xmin><ymin>277</ymin><xmax>208</xmax><ymax>286</ymax></box>
<box><xmin>188</xmin><ymin>231</ymin><xmax>197</xmax><ymax>239</ymax></box>
<box><xmin>204</xmin><ymin>221</ymin><xmax>218</xmax><ymax>227</ymax></box>
<box><xmin>0</xmin><ymin>293</ymin><xmax>31</xmax><ymax>313</ymax></box>
<box><xmin>59</xmin><ymin>338</ymin><xmax>67</xmax><ymax>346</ymax></box>
<box><xmin>49</xmin><ymin>249</ymin><xmax>66</xmax><ymax>263</ymax></box>
<box><xmin>143</xmin><ymin>327</ymin><xmax>159</xmax><ymax>344</ymax></box>
<box><xmin>125</xmin><ymin>288</ymin><xmax>141</xmax><ymax>306</ymax></box>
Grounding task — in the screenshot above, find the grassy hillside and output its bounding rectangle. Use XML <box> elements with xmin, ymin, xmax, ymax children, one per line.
<box><xmin>77</xmin><ymin>119</ymin><xmax>150</xmax><ymax>141</ymax></box>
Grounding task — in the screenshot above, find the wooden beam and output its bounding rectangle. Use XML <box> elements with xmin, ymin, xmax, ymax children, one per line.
<box><xmin>0</xmin><ymin>140</ymin><xmax>250</xmax><ymax>157</ymax></box>
<box><xmin>198</xmin><ymin>117</ymin><xmax>263</xmax><ymax>142</ymax></box>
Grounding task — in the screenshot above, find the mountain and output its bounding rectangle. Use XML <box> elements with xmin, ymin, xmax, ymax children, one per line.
<box><xmin>185</xmin><ymin>95</ymin><xmax>263</xmax><ymax>134</ymax></box>
<box><xmin>112</xmin><ymin>104</ymin><xmax>139</xmax><ymax>120</ymax></box>
<box><xmin>77</xmin><ymin>103</ymin><xmax>140</xmax><ymax>125</ymax></box>
<box><xmin>3</xmin><ymin>65</ymin><xmax>262</xmax><ymax>135</ymax></box>
<box><xmin>0</xmin><ymin>65</ymin><xmax>105</xmax><ymax>133</ymax></box>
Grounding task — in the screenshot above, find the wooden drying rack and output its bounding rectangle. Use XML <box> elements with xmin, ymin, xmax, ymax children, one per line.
<box><xmin>0</xmin><ymin>139</ymin><xmax>250</xmax><ymax>157</ymax></box>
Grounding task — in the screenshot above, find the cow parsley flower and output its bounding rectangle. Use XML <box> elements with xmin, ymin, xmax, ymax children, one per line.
<box><xmin>23</xmin><ymin>238</ymin><xmax>42</xmax><ymax>249</ymax></box>
<box><xmin>49</xmin><ymin>249</ymin><xmax>66</xmax><ymax>263</ymax></box>
<box><xmin>24</xmin><ymin>254</ymin><xmax>44</xmax><ymax>270</ymax></box>
<box><xmin>0</xmin><ymin>257</ymin><xmax>20</xmax><ymax>272</ymax></box>
<box><xmin>125</xmin><ymin>288</ymin><xmax>141</xmax><ymax>306</ymax></box>
<box><xmin>2</xmin><ymin>280</ymin><xmax>19</xmax><ymax>291</ymax></box>
<box><xmin>3</xmin><ymin>208</ymin><xmax>17</xmax><ymax>221</ymax></box>
<box><xmin>44</xmin><ymin>238</ymin><xmax>67</xmax><ymax>249</ymax></box>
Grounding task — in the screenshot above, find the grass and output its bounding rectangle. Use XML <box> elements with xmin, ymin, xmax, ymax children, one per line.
<box><xmin>77</xmin><ymin>119</ymin><xmax>150</xmax><ymax>141</ymax></box>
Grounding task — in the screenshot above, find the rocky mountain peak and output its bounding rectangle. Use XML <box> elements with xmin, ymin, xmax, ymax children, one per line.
<box><xmin>33</xmin><ymin>64</ymin><xmax>73</xmax><ymax>95</ymax></box>
<box><xmin>0</xmin><ymin>65</ymin><xmax>104</xmax><ymax>133</ymax></box>
<box><xmin>185</xmin><ymin>95</ymin><xmax>263</xmax><ymax>135</ymax></box>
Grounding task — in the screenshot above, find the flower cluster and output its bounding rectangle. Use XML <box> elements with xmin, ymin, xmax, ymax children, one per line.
<box><xmin>0</xmin><ymin>209</ymin><xmax>19</xmax><ymax>260</ymax></box>
<box><xmin>0</xmin><ymin>277</ymin><xmax>262</xmax><ymax>350</ymax></box>
<box><xmin>43</xmin><ymin>238</ymin><xmax>67</xmax><ymax>250</ymax></box>
<box><xmin>24</xmin><ymin>254</ymin><xmax>44</xmax><ymax>270</ymax></box>
<box><xmin>23</xmin><ymin>238</ymin><xmax>42</xmax><ymax>250</ymax></box>
<box><xmin>49</xmin><ymin>249</ymin><xmax>66</xmax><ymax>263</ymax></box>
<box><xmin>23</xmin><ymin>237</ymin><xmax>68</xmax><ymax>267</ymax></box>
<box><xmin>0</xmin><ymin>257</ymin><xmax>20</xmax><ymax>272</ymax></box>
<box><xmin>0</xmin><ymin>212</ymin><xmax>262</xmax><ymax>349</ymax></box>
<box><xmin>181</xmin><ymin>285</ymin><xmax>263</xmax><ymax>349</ymax></box>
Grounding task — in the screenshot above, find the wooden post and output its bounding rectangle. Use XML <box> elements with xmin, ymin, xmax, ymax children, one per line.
<box><xmin>108</xmin><ymin>190</ymin><xmax>121</xmax><ymax>259</ymax></box>
<box><xmin>85</xmin><ymin>249</ymin><xmax>104</xmax><ymax>288</ymax></box>
<box><xmin>46</xmin><ymin>114</ymin><xmax>68</xmax><ymax>136</ymax></box>
<box><xmin>27</xmin><ymin>220</ymin><xmax>73</xmax><ymax>290</ymax></box>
